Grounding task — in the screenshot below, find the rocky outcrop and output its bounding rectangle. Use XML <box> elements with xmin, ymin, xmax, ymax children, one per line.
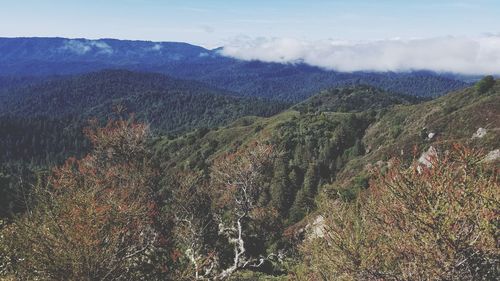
<box><xmin>418</xmin><ymin>146</ymin><xmax>438</xmax><ymax>168</ymax></box>
<box><xmin>472</xmin><ymin>128</ymin><xmax>487</xmax><ymax>139</ymax></box>
<box><xmin>484</xmin><ymin>149</ymin><xmax>500</xmax><ymax>163</ymax></box>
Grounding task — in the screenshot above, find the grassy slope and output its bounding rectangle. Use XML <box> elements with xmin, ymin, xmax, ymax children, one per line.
<box><xmin>153</xmin><ymin>85</ymin><xmax>420</xmax><ymax>169</ymax></box>
<box><xmin>336</xmin><ymin>80</ymin><xmax>500</xmax><ymax>188</ymax></box>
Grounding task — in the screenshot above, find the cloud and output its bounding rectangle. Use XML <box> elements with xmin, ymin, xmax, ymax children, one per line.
<box><xmin>60</xmin><ymin>39</ymin><xmax>113</xmax><ymax>55</ymax></box>
<box><xmin>91</xmin><ymin>41</ymin><xmax>113</xmax><ymax>54</ymax></box>
<box><xmin>60</xmin><ymin>40</ymin><xmax>92</xmax><ymax>55</ymax></box>
<box><xmin>151</xmin><ymin>43</ymin><xmax>163</xmax><ymax>51</ymax></box>
<box><xmin>220</xmin><ymin>36</ymin><xmax>500</xmax><ymax>75</ymax></box>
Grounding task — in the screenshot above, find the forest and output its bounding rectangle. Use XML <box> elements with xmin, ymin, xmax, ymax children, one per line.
<box><xmin>0</xmin><ymin>74</ymin><xmax>498</xmax><ymax>280</ymax></box>
<box><xmin>0</xmin><ymin>37</ymin><xmax>470</xmax><ymax>101</ymax></box>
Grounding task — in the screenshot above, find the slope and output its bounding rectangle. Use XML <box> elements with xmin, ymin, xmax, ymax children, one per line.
<box><xmin>0</xmin><ymin>69</ymin><xmax>289</xmax><ymax>132</ymax></box>
<box><xmin>152</xmin><ymin>85</ymin><xmax>423</xmax><ymax>224</ymax></box>
<box><xmin>153</xmin><ymin>80</ymin><xmax>499</xmax><ymax>237</ymax></box>
<box><xmin>0</xmin><ymin>69</ymin><xmax>290</xmax><ymax>166</ymax></box>
<box><xmin>0</xmin><ymin>37</ymin><xmax>469</xmax><ymax>100</ymax></box>
<box><xmin>322</xmin><ymin>78</ymin><xmax>500</xmax><ymax>200</ymax></box>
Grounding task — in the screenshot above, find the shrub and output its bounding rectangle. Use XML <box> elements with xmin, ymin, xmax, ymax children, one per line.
<box><xmin>476</xmin><ymin>75</ymin><xmax>495</xmax><ymax>94</ymax></box>
<box><xmin>1</xmin><ymin>119</ymin><xmax>170</xmax><ymax>280</ymax></box>
<box><xmin>300</xmin><ymin>144</ymin><xmax>499</xmax><ymax>280</ymax></box>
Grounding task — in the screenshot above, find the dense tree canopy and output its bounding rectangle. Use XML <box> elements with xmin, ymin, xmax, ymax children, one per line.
<box><xmin>0</xmin><ymin>77</ymin><xmax>498</xmax><ymax>280</ymax></box>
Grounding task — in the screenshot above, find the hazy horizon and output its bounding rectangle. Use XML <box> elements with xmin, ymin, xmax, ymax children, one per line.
<box><xmin>2</xmin><ymin>0</ymin><xmax>500</xmax><ymax>74</ymax></box>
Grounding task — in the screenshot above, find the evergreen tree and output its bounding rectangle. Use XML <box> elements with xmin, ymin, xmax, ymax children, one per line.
<box><xmin>476</xmin><ymin>75</ymin><xmax>495</xmax><ymax>94</ymax></box>
<box><xmin>289</xmin><ymin>163</ymin><xmax>319</xmax><ymax>223</ymax></box>
<box><xmin>270</xmin><ymin>158</ymin><xmax>292</xmax><ymax>216</ymax></box>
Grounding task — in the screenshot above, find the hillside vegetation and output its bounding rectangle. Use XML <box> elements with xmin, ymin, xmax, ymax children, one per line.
<box><xmin>150</xmin><ymin>79</ymin><xmax>499</xmax><ymax>279</ymax></box>
<box><xmin>0</xmin><ymin>70</ymin><xmax>289</xmax><ymax>167</ymax></box>
<box><xmin>1</xmin><ymin>77</ymin><xmax>498</xmax><ymax>280</ymax></box>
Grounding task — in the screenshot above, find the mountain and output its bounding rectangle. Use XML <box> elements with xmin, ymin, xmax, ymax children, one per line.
<box><xmin>152</xmin><ymin>79</ymin><xmax>500</xmax><ymax>226</ymax></box>
<box><xmin>0</xmin><ymin>37</ymin><xmax>206</xmax><ymax>71</ymax></box>
<box><xmin>0</xmin><ymin>69</ymin><xmax>289</xmax><ymax>129</ymax></box>
<box><xmin>0</xmin><ymin>69</ymin><xmax>290</xmax><ymax>166</ymax></box>
<box><xmin>0</xmin><ymin>76</ymin><xmax>50</xmax><ymax>92</ymax></box>
<box><xmin>0</xmin><ymin>37</ymin><xmax>469</xmax><ymax>101</ymax></box>
<box><xmin>145</xmin><ymin>80</ymin><xmax>498</xmax><ymax>279</ymax></box>
<box><xmin>4</xmin><ymin>76</ymin><xmax>495</xmax><ymax>221</ymax></box>
<box><xmin>1</xmin><ymin>76</ymin><xmax>498</xmax><ymax>279</ymax></box>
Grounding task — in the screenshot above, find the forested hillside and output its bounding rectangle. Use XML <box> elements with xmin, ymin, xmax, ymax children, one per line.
<box><xmin>152</xmin><ymin>79</ymin><xmax>499</xmax><ymax>230</ymax></box>
<box><xmin>293</xmin><ymin>85</ymin><xmax>422</xmax><ymax>113</ymax></box>
<box><xmin>0</xmin><ymin>69</ymin><xmax>289</xmax><ymax>124</ymax></box>
<box><xmin>0</xmin><ymin>70</ymin><xmax>289</xmax><ymax>167</ymax></box>
<box><xmin>0</xmin><ymin>37</ymin><xmax>470</xmax><ymax>101</ymax></box>
<box><xmin>1</xmin><ymin>78</ymin><xmax>498</xmax><ymax>280</ymax></box>
<box><xmin>296</xmin><ymin>78</ymin><xmax>500</xmax><ymax>280</ymax></box>
<box><xmin>150</xmin><ymin>79</ymin><xmax>500</xmax><ymax>279</ymax></box>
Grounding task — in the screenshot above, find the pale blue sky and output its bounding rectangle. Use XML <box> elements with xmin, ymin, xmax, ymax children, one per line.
<box><xmin>1</xmin><ymin>0</ymin><xmax>499</xmax><ymax>48</ymax></box>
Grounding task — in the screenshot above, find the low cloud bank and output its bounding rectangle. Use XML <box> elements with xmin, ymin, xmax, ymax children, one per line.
<box><xmin>220</xmin><ymin>36</ymin><xmax>500</xmax><ymax>75</ymax></box>
<box><xmin>61</xmin><ymin>39</ymin><xmax>113</xmax><ymax>55</ymax></box>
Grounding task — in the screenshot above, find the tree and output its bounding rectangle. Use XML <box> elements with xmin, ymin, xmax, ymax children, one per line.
<box><xmin>289</xmin><ymin>163</ymin><xmax>319</xmax><ymax>223</ymax></box>
<box><xmin>270</xmin><ymin>158</ymin><xmax>292</xmax><ymax>216</ymax></box>
<box><xmin>210</xmin><ymin>142</ymin><xmax>281</xmax><ymax>280</ymax></box>
<box><xmin>476</xmin><ymin>75</ymin><xmax>495</xmax><ymax>94</ymax></box>
<box><xmin>1</xmin><ymin>118</ymin><xmax>170</xmax><ymax>280</ymax></box>
<box><xmin>170</xmin><ymin>171</ymin><xmax>218</xmax><ymax>280</ymax></box>
<box><xmin>169</xmin><ymin>142</ymin><xmax>282</xmax><ymax>280</ymax></box>
<box><xmin>300</xmin><ymin>144</ymin><xmax>499</xmax><ymax>280</ymax></box>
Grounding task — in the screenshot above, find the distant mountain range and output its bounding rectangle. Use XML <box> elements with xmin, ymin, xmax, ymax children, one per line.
<box><xmin>0</xmin><ymin>37</ymin><xmax>472</xmax><ymax>101</ymax></box>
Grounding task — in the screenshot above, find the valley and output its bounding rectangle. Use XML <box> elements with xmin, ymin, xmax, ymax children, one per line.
<box><xmin>1</xmin><ymin>61</ymin><xmax>498</xmax><ymax>279</ymax></box>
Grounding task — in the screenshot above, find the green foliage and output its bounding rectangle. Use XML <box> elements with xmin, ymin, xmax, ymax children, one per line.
<box><xmin>293</xmin><ymin>85</ymin><xmax>421</xmax><ymax>114</ymax></box>
<box><xmin>1</xmin><ymin>76</ymin><xmax>499</xmax><ymax>279</ymax></box>
<box><xmin>289</xmin><ymin>163</ymin><xmax>319</xmax><ymax>223</ymax></box>
<box><xmin>270</xmin><ymin>158</ymin><xmax>293</xmax><ymax>216</ymax></box>
<box><xmin>1</xmin><ymin>119</ymin><xmax>173</xmax><ymax>280</ymax></box>
<box><xmin>0</xmin><ymin>116</ymin><xmax>89</xmax><ymax>167</ymax></box>
<box><xmin>299</xmin><ymin>145</ymin><xmax>500</xmax><ymax>280</ymax></box>
<box><xmin>0</xmin><ymin>70</ymin><xmax>289</xmax><ymax>167</ymax></box>
<box><xmin>476</xmin><ymin>75</ymin><xmax>495</xmax><ymax>94</ymax></box>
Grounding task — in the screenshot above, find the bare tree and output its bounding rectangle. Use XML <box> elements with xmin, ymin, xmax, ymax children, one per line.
<box><xmin>171</xmin><ymin>142</ymin><xmax>282</xmax><ymax>280</ymax></box>
<box><xmin>211</xmin><ymin>142</ymin><xmax>281</xmax><ymax>280</ymax></box>
<box><xmin>170</xmin><ymin>171</ymin><xmax>218</xmax><ymax>280</ymax></box>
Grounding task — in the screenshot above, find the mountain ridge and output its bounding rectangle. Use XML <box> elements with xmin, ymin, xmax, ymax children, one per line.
<box><xmin>0</xmin><ymin>37</ymin><xmax>470</xmax><ymax>101</ymax></box>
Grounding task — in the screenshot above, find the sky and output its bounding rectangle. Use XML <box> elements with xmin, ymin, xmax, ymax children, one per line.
<box><xmin>1</xmin><ymin>0</ymin><xmax>500</xmax><ymax>74</ymax></box>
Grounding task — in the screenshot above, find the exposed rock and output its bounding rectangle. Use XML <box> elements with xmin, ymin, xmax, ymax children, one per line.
<box><xmin>472</xmin><ymin>128</ymin><xmax>487</xmax><ymax>139</ymax></box>
<box><xmin>427</xmin><ymin>132</ymin><xmax>436</xmax><ymax>140</ymax></box>
<box><xmin>387</xmin><ymin>159</ymin><xmax>396</xmax><ymax>169</ymax></box>
<box><xmin>418</xmin><ymin>146</ymin><xmax>438</xmax><ymax>168</ymax></box>
<box><xmin>306</xmin><ymin>215</ymin><xmax>325</xmax><ymax>240</ymax></box>
<box><xmin>484</xmin><ymin>149</ymin><xmax>500</xmax><ymax>163</ymax></box>
<box><xmin>366</xmin><ymin>145</ymin><xmax>372</xmax><ymax>153</ymax></box>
